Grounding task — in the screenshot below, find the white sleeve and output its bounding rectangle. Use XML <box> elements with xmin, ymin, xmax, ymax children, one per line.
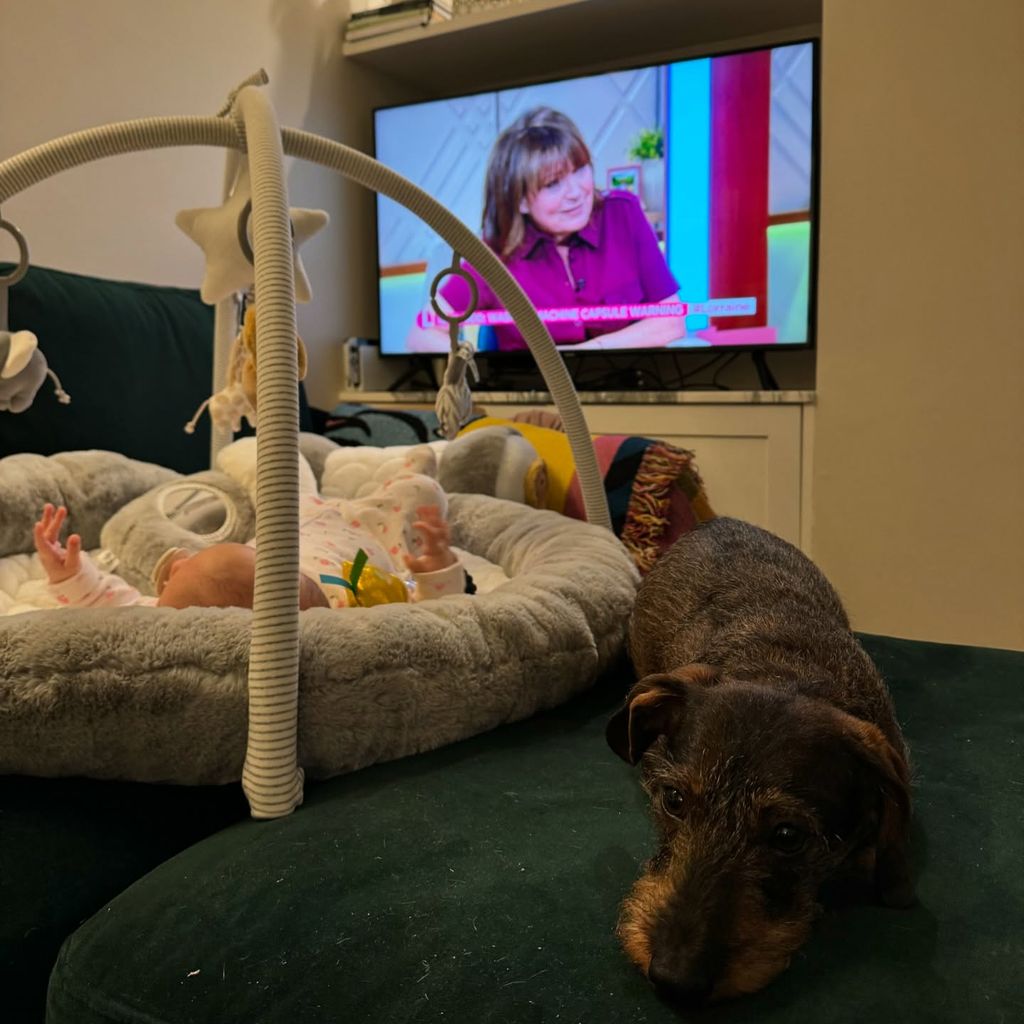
<box><xmin>48</xmin><ymin>552</ymin><xmax>150</xmax><ymax>607</ymax></box>
<box><xmin>410</xmin><ymin>561</ymin><xmax>466</xmax><ymax>602</ymax></box>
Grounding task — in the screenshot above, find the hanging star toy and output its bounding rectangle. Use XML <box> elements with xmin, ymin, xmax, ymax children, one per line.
<box><xmin>175</xmin><ymin>163</ymin><xmax>328</xmax><ymax>305</ymax></box>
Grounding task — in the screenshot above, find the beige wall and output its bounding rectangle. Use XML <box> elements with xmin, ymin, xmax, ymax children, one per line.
<box><xmin>0</xmin><ymin>0</ymin><xmax>410</xmax><ymax>410</ymax></box>
<box><xmin>3</xmin><ymin>0</ymin><xmax>1021</xmax><ymax>649</ymax></box>
<box><xmin>814</xmin><ymin>0</ymin><xmax>1024</xmax><ymax>649</ymax></box>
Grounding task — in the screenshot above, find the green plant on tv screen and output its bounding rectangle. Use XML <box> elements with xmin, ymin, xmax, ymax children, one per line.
<box><xmin>628</xmin><ymin>128</ymin><xmax>664</xmax><ymax>161</ymax></box>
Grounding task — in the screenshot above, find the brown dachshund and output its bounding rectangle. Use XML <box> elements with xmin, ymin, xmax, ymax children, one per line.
<box><xmin>607</xmin><ymin>517</ymin><xmax>913</xmax><ymax>1004</ymax></box>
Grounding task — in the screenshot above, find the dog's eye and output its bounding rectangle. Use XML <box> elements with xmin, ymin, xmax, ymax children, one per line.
<box><xmin>769</xmin><ymin>823</ymin><xmax>808</xmax><ymax>854</ymax></box>
<box><xmin>660</xmin><ymin>787</ymin><xmax>686</xmax><ymax>817</ymax></box>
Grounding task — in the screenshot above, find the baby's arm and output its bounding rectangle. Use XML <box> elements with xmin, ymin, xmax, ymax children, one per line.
<box><xmin>404</xmin><ymin>505</ymin><xmax>465</xmax><ymax>600</ymax></box>
<box><xmin>403</xmin><ymin>505</ymin><xmax>457</xmax><ymax>574</ymax></box>
<box><xmin>48</xmin><ymin>559</ymin><xmax>148</xmax><ymax>608</ymax></box>
<box><xmin>34</xmin><ymin>503</ymin><xmax>81</xmax><ymax>584</ymax></box>
<box><xmin>34</xmin><ymin>503</ymin><xmax>146</xmax><ymax>607</ymax></box>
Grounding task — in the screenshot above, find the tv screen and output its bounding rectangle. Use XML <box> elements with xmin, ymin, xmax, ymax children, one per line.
<box><xmin>374</xmin><ymin>40</ymin><xmax>816</xmax><ymax>358</ymax></box>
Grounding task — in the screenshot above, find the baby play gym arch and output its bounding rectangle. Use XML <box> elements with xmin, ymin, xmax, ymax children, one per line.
<box><xmin>0</xmin><ymin>72</ymin><xmax>611</xmax><ymax>820</ymax></box>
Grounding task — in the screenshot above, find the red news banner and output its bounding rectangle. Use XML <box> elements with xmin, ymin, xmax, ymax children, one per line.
<box><xmin>417</xmin><ymin>297</ymin><xmax>756</xmax><ymax>328</ymax></box>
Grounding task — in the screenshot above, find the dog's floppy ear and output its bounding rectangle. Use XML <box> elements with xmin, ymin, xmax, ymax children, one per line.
<box><xmin>606</xmin><ymin>664</ymin><xmax>720</xmax><ymax>765</ymax></box>
<box><xmin>844</xmin><ymin>718</ymin><xmax>915</xmax><ymax>908</ymax></box>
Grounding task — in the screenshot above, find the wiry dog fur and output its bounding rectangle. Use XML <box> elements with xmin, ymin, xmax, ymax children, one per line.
<box><xmin>607</xmin><ymin>518</ymin><xmax>913</xmax><ymax>1005</ymax></box>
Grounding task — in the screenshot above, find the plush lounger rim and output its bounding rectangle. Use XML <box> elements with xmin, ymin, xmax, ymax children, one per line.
<box><xmin>0</xmin><ymin>493</ymin><xmax>637</xmax><ymax>786</ymax></box>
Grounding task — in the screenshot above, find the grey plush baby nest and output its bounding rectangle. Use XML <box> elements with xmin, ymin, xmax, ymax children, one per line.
<box><xmin>0</xmin><ymin>457</ymin><xmax>637</xmax><ymax>786</ymax></box>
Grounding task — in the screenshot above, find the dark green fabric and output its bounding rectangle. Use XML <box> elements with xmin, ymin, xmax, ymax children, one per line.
<box><xmin>324</xmin><ymin>402</ymin><xmax>450</xmax><ymax>446</ymax></box>
<box><xmin>0</xmin><ymin>263</ymin><xmax>317</xmax><ymax>472</ymax></box>
<box><xmin>0</xmin><ymin>264</ymin><xmax>214</xmax><ymax>472</ymax></box>
<box><xmin>38</xmin><ymin>636</ymin><xmax>1023</xmax><ymax>1024</ymax></box>
<box><xmin>0</xmin><ymin>777</ymin><xmax>247</xmax><ymax>1024</ymax></box>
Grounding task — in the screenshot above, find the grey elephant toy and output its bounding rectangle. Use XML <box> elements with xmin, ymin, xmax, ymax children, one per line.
<box><xmin>0</xmin><ymin>329</ymin><xmax>71</xmax><ymax>412</ymax></box>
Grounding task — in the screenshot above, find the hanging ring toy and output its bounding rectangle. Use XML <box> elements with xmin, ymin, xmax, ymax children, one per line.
<box><xmin>0</xmin><ymin>214</ymin><xmax>30</xmax><ymax>331</ymax></box>
<box><xmin>428</xmin><ymin>257</ymin><xmax>478</xmax><ymax>329</ymax></box>
<box><xmin>0</xmin><ymin>215</ymin><xmax>29</xmax><ymax>284</ymax></box>
<box><xmin>237</xmin><ymin>198</ymin><xmax>294</xmax><ymax>266</ymax></box>
<box><xmin>0</xmin><ymin>214</ymin><xmax>70</xmax><ymax>410</ymax></box>
<box><xmin>429</xmin><ymin>253</ymin><xmax>480</xmax><ymax>441</ymax></box>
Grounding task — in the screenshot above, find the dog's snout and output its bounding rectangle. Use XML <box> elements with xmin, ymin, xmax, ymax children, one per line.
<box><xmin>648</xmin><ymin>952</ymin><xmax>715</xmax><ymax>1005</ymax></box>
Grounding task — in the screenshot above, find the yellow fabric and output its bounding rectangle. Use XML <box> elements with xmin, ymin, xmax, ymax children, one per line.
<box><xmin>459</xmin><ymin>417</ymin><xmax>577</xmax><ymax>513</ymax></box>
<box><xmin>240</xmin><ymin>305</ymin><xmax>308</xmax><ymax>410</ymax></box>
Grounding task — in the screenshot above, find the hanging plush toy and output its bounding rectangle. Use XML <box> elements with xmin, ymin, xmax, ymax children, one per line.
<box><xmin>184</xmin><ymin>304</ymin><xmax>307</xmax><ymax>434</ymax></box>
<box><xmin>0</xmin><ymin>328</ymin><xmax>71</xmax><ymax>413</ymax></box>
<box><xmin>0</xmin><ymin>216</ymin><xmax>71</xmax><ymax>413</ymax></box>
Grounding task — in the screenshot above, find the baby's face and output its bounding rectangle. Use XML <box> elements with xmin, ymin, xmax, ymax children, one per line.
<box><xmin>156</xmin><ymin>543</ymin><xmax>256</xmax><ymax>609</ymax></box>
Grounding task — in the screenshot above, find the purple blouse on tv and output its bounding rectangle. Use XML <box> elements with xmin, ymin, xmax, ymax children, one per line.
<box><xmin>439</xmin><ymin>190</ymin><xmax>679</xmax><ymax>352</ymax></box>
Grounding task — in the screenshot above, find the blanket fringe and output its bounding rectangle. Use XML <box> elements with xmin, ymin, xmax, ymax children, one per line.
<box><xmin>620</xmin><ymin>443</ymin><xmax>709</xmax><ymax>573</ymax></box>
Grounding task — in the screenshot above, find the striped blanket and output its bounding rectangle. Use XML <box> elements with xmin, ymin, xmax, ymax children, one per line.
<box><xmin>461</xmin><ymin>418</ymin><xmax>715</xmax><ymax>573</ymax></box>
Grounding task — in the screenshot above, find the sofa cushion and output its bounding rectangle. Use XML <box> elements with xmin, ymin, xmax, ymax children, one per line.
<box><xmin>43</xmin><ymin>636</ymin><xmax>1024</xmax><ymax>1024</ymax></box>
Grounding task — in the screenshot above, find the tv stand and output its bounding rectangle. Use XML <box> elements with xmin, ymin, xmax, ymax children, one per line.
<box><xmin>751</xmin><ymin>351</ymin><xmax>780</xmax><ymax>390</ymax></box>
<box><xmin>470</xmin><ymin>348</ymin><xmax>797</xmax><ymax>394</ymax></box>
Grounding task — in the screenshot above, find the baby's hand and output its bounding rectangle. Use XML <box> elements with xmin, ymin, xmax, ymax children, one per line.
<box><xmin>33</xmin><ymin>503</ymin><xmax>82</xmax><ymax>585</ymax></box>
<box><xmin>404</xmin><ymin>505</ymin><xmax>457</xmax><ymax>575</ymax></box>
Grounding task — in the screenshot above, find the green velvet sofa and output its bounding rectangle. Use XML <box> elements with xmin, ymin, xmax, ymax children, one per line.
<box><xmin>1</xmin><ymin>268</ymin><xmax>1021</xmax><ymax>1022</ymax></box>
<box><xmin>1</xmin><ymin>638</ymin><xmax>1020</xmax><ymax>1023</ymax></box>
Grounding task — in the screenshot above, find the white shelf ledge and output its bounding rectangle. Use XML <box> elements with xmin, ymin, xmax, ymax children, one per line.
<box><xmin>343</xmin><ymin>0</ymin><xmax>588</xmax><ymax>59</ymax></box>
<box><xmin>342</xmin><ymin>0</ymin><xmax>821</xmax><ymax>94</ymax></box>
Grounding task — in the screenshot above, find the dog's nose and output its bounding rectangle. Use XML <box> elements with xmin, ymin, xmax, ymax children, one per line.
<box><xmin>648</xmin><ymin>953</ymin><xmax>715</xmax><ymax>1005</ymax></box>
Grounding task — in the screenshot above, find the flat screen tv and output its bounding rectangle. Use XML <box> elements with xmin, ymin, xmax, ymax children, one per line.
<box><xmin>373</xmin><ymin>39</ymin><xmax>817</xmax><ymax>360</ymax></box>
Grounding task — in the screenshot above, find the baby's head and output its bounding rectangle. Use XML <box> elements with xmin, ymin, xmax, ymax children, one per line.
<box><xmin>156</xmin><ymin>543</ymin><xmax>256</xmax><ymax>609</ymax></box>
<box><xmin>155</xmin><ymin>542</ymin><xmax>327</xmax><ymax>610</ymax></box>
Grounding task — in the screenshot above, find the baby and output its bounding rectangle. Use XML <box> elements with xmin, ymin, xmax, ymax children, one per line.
<box><xmin>33</xmin><ymin>473</ymin><xmax>467</xmax><ymax>610</ymax></box>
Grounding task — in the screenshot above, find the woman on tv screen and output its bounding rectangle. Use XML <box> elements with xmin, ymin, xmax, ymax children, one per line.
<box><xmin>404</xmin><ymin>107</ymin><xmax>687</xmax><ymax>353</ymax></box>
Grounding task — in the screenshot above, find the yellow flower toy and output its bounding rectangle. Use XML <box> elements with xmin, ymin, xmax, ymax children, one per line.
<box><xmin>319</xmin><ymin>549</ymin><xmax>410</xmax><ymax>608</ymax></box>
